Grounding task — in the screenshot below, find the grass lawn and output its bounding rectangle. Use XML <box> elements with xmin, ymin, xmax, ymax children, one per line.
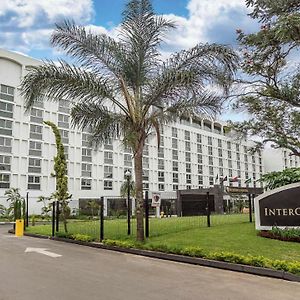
<box><xmin>26</xmin><ymin>215</ymin><xmax>300</xmax><ymax>262</ymax></box>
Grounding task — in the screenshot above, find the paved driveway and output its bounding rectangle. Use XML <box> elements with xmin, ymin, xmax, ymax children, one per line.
<box><xmin>0</xmin><ymin>225</ymin><xmax>299</xmax><ymax>300</ymax></box>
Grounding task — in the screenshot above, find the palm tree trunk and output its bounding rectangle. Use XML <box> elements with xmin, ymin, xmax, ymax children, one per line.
<box><xmin>134</xmin><ymin>150</ymin><xmax>144</xmax><ymax>241</ymax></box>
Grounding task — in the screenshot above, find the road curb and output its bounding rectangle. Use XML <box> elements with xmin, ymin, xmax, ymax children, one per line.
<box><xmin>24</xmin><ymin>232</ymin><xmax>300</xmax><ymax>282</ymax></box>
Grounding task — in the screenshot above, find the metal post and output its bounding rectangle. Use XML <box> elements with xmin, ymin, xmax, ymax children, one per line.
<box><xmin>55</xmin><ymin>201</ymin><xmax>59</xmax><ymax>232</ymax></box>
<box><xmin>100</xmin><ymin>196</ymin><xmax>104</xmax><ymax>242</ymax></box>
<box><xmin>248</xmin><ymin>194</ymin><xmax>252</xmax><ymax>223</ymax></box>
<box><xmin>145</xmin><ymin>191</ymin><xmax>149</xmax><ymax>238</ymax></box>
<box><xmin>25</xmin><ymin>192</ymin><xmax>29</xmax><ymax>227</ymax></box>
<box><xmin>52</xmin><ymin>201</ymin><xmax>56</xmax><ymax>237</ymax></box>
<box><xmin>206</xmin><ymin>192</ymin><xmax>211</xmax><ymax>227</ymax></box>
<box><xmin>127</xmin><ymin>177</ymin><xmax>131</xmax><ymax>235</ymax></box>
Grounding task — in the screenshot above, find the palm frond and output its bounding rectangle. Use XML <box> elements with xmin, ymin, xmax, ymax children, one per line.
<box><xmin>51</xmin><ymin>20</ymin><xmax>125</xmax><ymax>78</ymax></box>
<box><xmin>71</xmin><ymin>101</ymin><xmax>127</xmax><ymax>145</ymax></box>
<box><xmin>21</xmin><ymin>60</ymin><xmax>128</xmax><ymax>114</ymax></box>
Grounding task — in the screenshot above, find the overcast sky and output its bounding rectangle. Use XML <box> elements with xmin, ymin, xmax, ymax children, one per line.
<box><xmin>0</xmin><ymin>0</ymin><xmax>260</xmax><ymax>121</ymax></box>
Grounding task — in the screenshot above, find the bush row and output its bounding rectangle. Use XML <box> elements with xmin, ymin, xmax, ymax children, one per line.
<box><xmin>103</xmin><ymin>239</ymin><xmax>300</xmax><ymax>275</ymax></box>
<box><xmin>259</xmin><ymin>227</ymin><xmax>300</xmax><ymax>243</ymax></box>
<box><xmin>55</xmin><ymin>232</ymin><xmax>95</xmax><ymax>242</ymax></box>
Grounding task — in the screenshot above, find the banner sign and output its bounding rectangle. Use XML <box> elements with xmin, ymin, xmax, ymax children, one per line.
<box><xmin>254</xmin><ymin>183</ymin><xmax>300</xmax><ymax>230</ymax></box>
<box><xmin>151</xmin><ymin>193</ymin><xmax>161</xmax><ymax>207</ymax></box>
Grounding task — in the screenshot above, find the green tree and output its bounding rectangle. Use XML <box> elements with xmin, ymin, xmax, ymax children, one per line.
<box><xmin>87</xmin><ymin>200</ymin><xmax>100</xmax><ymax>218</ymax></box>
<box><xmin>5</xmin><ymin>188</ymin><xmax>24</xmax><ymax>221</ymax></box>
<box><xmin>37</xmin><ymin>196</ymin><xmax>52</xmax><ymax>219</ymax></box>
<box><xmin>259</xmin><ymin>167</ymin><xmax>300</xmax><ymax>190</ymax></box>
<box><xmin>21</xmin><ymin>0</ymin><xmax>237</xmax><ymax>241</ymax></box>
<box><xmin>44</xmin><ymin>121</ymin><xmax>71</xmax><ymax>233</ymax></box>
<box><xmin>232</xmin><ymin>0</ymin><xmax>300</xmax><ymax>155</ymax></box>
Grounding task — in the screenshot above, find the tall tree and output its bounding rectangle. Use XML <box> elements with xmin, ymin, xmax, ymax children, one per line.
<box><xmin>232</xmin><ymin>0</ymin><xmax>300</xmax><ymax>155</ymax></box>
<box><xmin>21</xmin><ymin>0</ymin><xmax>237</xmax><ymax>241</ymax></box>
<box><xmin>44</xmin><ymin>121</ymin><xmax>71</xmax><ymax>233</ymax></box>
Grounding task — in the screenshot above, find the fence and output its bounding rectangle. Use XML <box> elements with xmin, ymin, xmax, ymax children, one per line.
<box><xmin>26</xmin><ymin>192</ymin><xmax>255</xmax><ymax>242</ymax></box>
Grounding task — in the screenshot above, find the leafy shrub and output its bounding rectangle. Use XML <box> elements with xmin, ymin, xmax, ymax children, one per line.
<box><xmin>102</xmin><ymin>240</ymin><xmax>300</xmax><ymax>275</ymax></box>
<box><xmin>71</xmin><ymin>234</ymin><xmax>94</xmax><ymax>242</ymax></box>
<box><xmin>260</xmin><ymin>227</ymin><xmax>300</xmax><ymax>242</ymax></box>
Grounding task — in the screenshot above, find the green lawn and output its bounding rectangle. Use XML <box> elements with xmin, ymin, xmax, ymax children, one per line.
<box><xmin>26</xmin><ymin>215</ymin><xmax>300</xmax><ymax>262</ymax></box>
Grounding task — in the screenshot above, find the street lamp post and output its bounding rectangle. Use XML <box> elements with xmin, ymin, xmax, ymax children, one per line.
<box><xmin>125</xmin><ymin>170</ymin><xmax>131</xmax><ymax>235</ymax></box>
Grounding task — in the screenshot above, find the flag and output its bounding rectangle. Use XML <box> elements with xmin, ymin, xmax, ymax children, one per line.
<box><xmin>245</xmin><ymin>178</ymin><xmax>252</xmax><ymax>184</ymax></box>
<box><xmin>222</xmin><ymin>175</ymin><xmax>228</xmax><ymax>182</ymax></box>
<box><xmin>215</xmin><ymin>174</ymin><xmax>219</xmax><ymax>183</ymax></box>
<box><xmin>230</xmin><ymin>176</ymin><xmax>239</xmax><ymax>182</ymax></box>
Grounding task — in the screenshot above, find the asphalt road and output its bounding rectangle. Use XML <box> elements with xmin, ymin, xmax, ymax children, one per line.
<box><xmin>0</xmin><ymin>225</ymin><xmax>300</xmax><ymax>300</ymax></box>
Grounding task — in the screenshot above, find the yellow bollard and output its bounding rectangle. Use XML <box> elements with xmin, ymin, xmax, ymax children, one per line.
<box><xmin>15</xmin><ymin>219</ymin><xmax>24</xmax><ymax>237</ymax></box>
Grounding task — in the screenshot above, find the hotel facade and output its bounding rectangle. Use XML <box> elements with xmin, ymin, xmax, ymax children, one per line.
<box><xmin>0</xmin><ymin>49</ymin><xmax>264</xmax><ymax>213</ymax></box>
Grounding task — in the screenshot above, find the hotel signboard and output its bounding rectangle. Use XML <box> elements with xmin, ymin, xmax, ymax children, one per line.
<box><xmin>255</xmin><ymin>182</ymin><xmax>300</xmax><ymax>230</ymax></box>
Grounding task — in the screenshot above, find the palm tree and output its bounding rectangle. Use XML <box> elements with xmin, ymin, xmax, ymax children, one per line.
<box><xmin>20</xmin><ymin>0</ymin><xmax>238</xmax><ymax>241</ymax></box>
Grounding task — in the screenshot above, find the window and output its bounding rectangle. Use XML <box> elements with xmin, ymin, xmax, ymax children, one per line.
<box><xmin>173</xmin><ymin>173</ymin><xmax>178</xmax><ymax>183</ymax></box>
<box><xmin>186</xmin><ymin>174</ymin><xmax>191</xmax><ymax>184</ymax></box>
<box><xmin>227</xmin><ymin>141</ymin><xmax>231</xmax><ymax>149</ymax></box>
<box><xmin>236</xmin><ymin>144</ymin><xmax>240</xmax><ymax>152</ymax></box>
<box><xmin>198</xmin><ymin>164</ymin><xmax>203</xmax><ymax>174</ymax></box>
<box><xmin>82</xmin><ymin>148</ymin><xmax>92</xmax><ymax>162</ymax></box>
<box><xmin>237</xmin><ymin>162</ymin><xmax>241</xmax><ymax>170</ymax></box>
<box><xmin>197</xmin><ymin>154</ymin><xmax>202</xmax><ymax>164</ymax></box>
<box><xmin>172</xmin><ymin>149</ymin><xmax>178</xmax><ymax>160</ymax></box>
<box><xmin>104</xmin><ymin>138</ymin><xmax>113</xmax><ymax>150</ymax></box>
<box><xmin>229</xmin><ymin>169</ymin><xmax>233</xmax><ymax>177</ymax></box>
<box><xmin>218</xmin><ymin>148</ymin><xmax>223</xmax><ymax>157</ymax></box>
<box><xmin>244</xmin><ymin>146</ymin><xmax>248</xmax><ymax>153</ymax></box>
<box><xmin>28</xmin><ymin>175</ymin><xmax>40</xmax><ymax>190</ymax></box>
<box><xmin>252</xmin><ymin>156</ymin><xmax>256</xmax><ymax>164</ymax></box>
<box><xmin>173</xmin><ymin>184</ymin><xmax>178</xmax><ymax>190</ymax></box>
<box><xmin>172</xmin><ymin>127</ymin><xmax>178</xmax><ymax>138</ymax></box>
<box><xmin>172</xmin><ymin>138</ymin><xmax>178</xmax><ymax>149</ymax></box>
<box><xmin>143</xmin><ymin>157</ymin><xmax>149</xmax><ymax>169</ymax></box>
<box><xmin>0</xmin><ymin>101</ymin><xmax>13</xmax><ymax>118</ymax></box>
<box><xmin>58</xmin><ymin>99</ymin><xmax>70</xmax><ymax>113</ymax></box>
<box><xmin>184</xmin><ymin>130</ymin><xmax>190</xmax><ymax>140</ymax></box>
<box><xmin>228</xmin><ymin>160</ymin><xmax>232</xmax><ymax>168</ymax></box>
<box><xmin>0</xmin><ymin>155</ymin><xmax>11</xmax><ymax>171</ymax></box>
<box><xmin>0</xmin><ymin>174</ymin><xmax>10</xmax><ymax>188</ymax></box>
<box><xmin>186</xmin><ymin>185</ymin><xmax>191</xmax><ymax>190</ymax></box>
<box><xmin>244</xmin><ymin>154</ymin><xmax>248</xmax><ymax>162</ymax></box>
<box><xmin>82</xmin><ymin>133</ymin><xmax>92</xmax><ymax>147</ymax></box>
<box><xmin>30</xmin><ymin>124</ymin><xmax>42</xmax><ymax>140</ymax></box>
<box><xmin>28</xmin><ymin>158</ymin><xmax>41</xmax><ymax>173</ymax></box>
<box><xmin>209</xmin><ymin>176</ymin><xmax>214</xmax><ymax>186</ymax></box>
<box><xmin>208</xmin><ymin>146</ymin><xmax>213</xmax><ymax>155</ymax></box>
<box><xmin>186</xmin><ymin>163</ymin><xmax>191</xmax><ymax>173</ymax></box>
<box><xmin>158</xmin><ymin>171</ymin><xmax>164</xmax><ymax>182</ymax></box>
<box><xmin>158</xmin><ymin>183</ymin><xmax>165</xmax><ymax>191</ymax></box>
<box><xmin>198</xmin><ymin>175</ymin><xmax>203</xmax><ymax>185</ymax></box>
<box><xmin>124</xmin><ymin>154</ymin><xmax>132</xmax><ymax>167</ymax></box>
<box><xmin>218</xmin><ymin>139</ymin><xmax>222</xmax><ymax>148</ymax></box>
<box><xmin>104</xmin><ymin>166</ymin><xmax>113</xmax><ymax>178</ymax></box>
<box><xmin>219</xmin><ymin>158</ymin><xmax>223</xmax><ymax>166</ymax></box>
<box><xmin>143</xmin><ymin>144</ymin><xmax>149</xmax><ymax>156</ymax></box>
<box><xmin>0</xmin><ymin>137</ymin><xmax>12</xmax><ymax>153</ymax></box>
<box><xmin>81</xmin><ymin>163</ymin><xmax>92</xmax><ymax>177</ymax></box>
<box><xmin>0</xmin><ymin>84</ymin><xmax>14</xmax><ymax>102</ymax></box>
<box><xmin>158</xmin><ymin>159</ymin><xmax>164</xmax><ymax>170</ymax></box>
<box><xmin>81</xmin><ymin>178</ymin><xmax>92</xmax><ymax>190</ymax></box>
<box><xmin>58</xmin><ymin>114</ymin><xmax>69</xmax><ymax>128</ymax></box>
<box><xmin>160</xmin><ymin>136</ymin><xmax>164</xmax><ymax>147</ymax></box>
<box><xmin>142</xmin><ymin>169</ymin><xmax>149</xmax><ymax>181</ymax></box>
<box><xmin>185</xmin><ymin>152</ymin><xmax>191</xmax><ymax>162</ymax></box>
<box><xmin>30</xmin><ymin>108</ymin><xmax>43</xmax><ymax>123</ymax></box>
<box><xmin>173</xmin><ymin>161</ymin><xmax>178</xmax><ymax>172</ymax></box>
<box><xmin>104</xmin><ymin>151</ymin><xmax>113</xmax><ymax>164</ymax></box>
<box><xmin>60</xmin><ymin>129</ymin><xmax>69</xmax><ymax>144</ymax></box>
<box><xmin>185</xmin><ymin>141</ymin><xmax>191</xmax><ymax>152</ymax></box>
<box><xmin>0</xmin><ymin>119</ymin><xmax>12</xmax><ymax>135</ymax></box>
<box><xmin>197</xmin><ymin>144</ymin><xmax>202</xmax><ymax>153</ymax></box>
<box><xmin>143</xmin><ymin>182</ymin><xmax>149</xmax><ymax>190</ymax></box>
<box><xmin>209</xmin><ymin>166</ymin><xmax>214</xmax><ymax>176</ymax></box>
<box><xmin>219</xmin><ymin>168</ymin><xmax>224</xmax><ymax>176</ymax></box>
<box><xmin>227</xmin><ymin>151</ymin><xmax>232</xmax><ymax>159</ymax></box>
<box><xmin>197</xmin><ymin>134</ymin><xmax>202</xmax><ymax>143</ymax></box>
<box><xmin>208</xmin><ymin>136</ymin><xmax>212</xmax><ymax>145</ymax></box>
<box><xmin>237</xmin><ymin>153</ymin><xmax>240</xmax><ymax>161</ymax></box>
<box><xmin>208</xmin><ymin>156</ymin><xmax>213</xmax><ymax>165</ymax></box>
<box><xmin>158</xmin><ymin>147</ymin><xmax>164</xmax><ymax>158</ymax></box>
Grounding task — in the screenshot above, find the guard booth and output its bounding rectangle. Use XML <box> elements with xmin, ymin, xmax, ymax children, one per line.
<box><xmin>177</xmin><ymin>186</ymin><xmax>224</xmax><ymax>216</ymax></box>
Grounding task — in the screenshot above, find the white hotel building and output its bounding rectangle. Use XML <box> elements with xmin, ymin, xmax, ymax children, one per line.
<box><xmin>0</xmin><ymin>49</ymin><xmax>264</xmax><ymax>213</ymax></box>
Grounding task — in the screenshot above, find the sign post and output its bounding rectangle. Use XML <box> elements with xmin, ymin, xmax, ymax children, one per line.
<box><xmin>151</xmin><ymin>193</ymin><xmax>161</xmax><ymax>218</ymax></box>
